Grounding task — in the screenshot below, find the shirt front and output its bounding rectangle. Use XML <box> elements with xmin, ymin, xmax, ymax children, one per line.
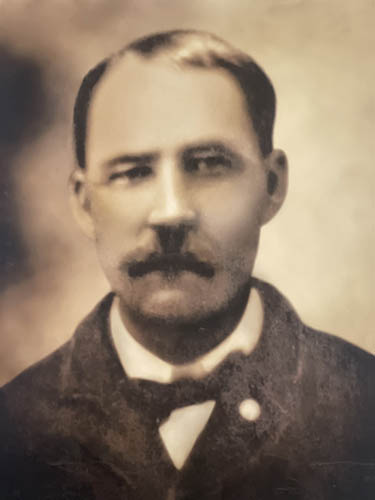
<box><xmin>110</xmin><ymin>287</ymin><xmax>264</xmax><ymax>469</ymax></box>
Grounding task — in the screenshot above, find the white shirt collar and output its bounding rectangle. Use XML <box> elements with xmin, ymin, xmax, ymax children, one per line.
<box><xmin>110</xmin><ymin>287</ymin><xmax>263</xmax><ymax>384</ymax></box>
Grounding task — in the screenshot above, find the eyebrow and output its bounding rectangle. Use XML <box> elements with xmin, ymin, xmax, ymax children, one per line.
<box><xmin>102</xmin><ymin>153</ymin><xmax>158</xmax><ymax>169</ymax></box>
<box><xmin>180</xmin><ymin>141</ymin><xmax>241</xmax><ymax>161</ymax></box>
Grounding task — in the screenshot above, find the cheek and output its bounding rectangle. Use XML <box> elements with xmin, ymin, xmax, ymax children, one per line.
<box><xmin>199</xmin><ymin>184</ymin><xmax>264</xmax><ymax>252</ymax></box>
<box><xmin>90</xmin><ymin>190</ymin><xmax>147</xmax><ymax>234</ymax></box>
<box><xmin>87</xmin><ymin>193</ymin><xmax>145</xmax><ymax>269</ymax></box>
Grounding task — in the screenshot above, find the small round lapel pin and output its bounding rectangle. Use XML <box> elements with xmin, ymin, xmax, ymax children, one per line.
<box><xmin>238</xmin><ymin>398</ymin><xmax>261</xmax><ymax>421</ymax></box>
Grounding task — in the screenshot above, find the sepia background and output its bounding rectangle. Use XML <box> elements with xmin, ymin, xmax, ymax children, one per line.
<box><xmin>0</xmin><ymin>0</ymin><xmax>374</xmax><ymax>385</ymax></box>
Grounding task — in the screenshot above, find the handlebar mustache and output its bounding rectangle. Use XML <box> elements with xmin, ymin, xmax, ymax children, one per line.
<box><xmin>127</xmin><ymin>252</ymin><xmax>215</xmax><ymax>279</ymax></box>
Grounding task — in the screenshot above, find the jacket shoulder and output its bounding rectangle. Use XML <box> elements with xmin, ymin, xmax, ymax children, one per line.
<box><xmin>0</xmin><ymin>293</ymin><xmax>115</xmax><ymax>440</ymax></box>
<box><xmin>1</xmin><ymin>339</ymin><xmax>75</xmax><ymax>436</ymax></box>
<box><xmin>296</xmin><ymin>324</ymin><xmax>375</xmax><ymax>456</ymax></box>
<box><xmin>301</xmin><ymin>324</ymin><xmax>375</xmax><ymax>382</ymax></box>
<box><xmin>1</xmin><ymin>292</ymin><xmax>115</xmax><ymax>416</ymax></box>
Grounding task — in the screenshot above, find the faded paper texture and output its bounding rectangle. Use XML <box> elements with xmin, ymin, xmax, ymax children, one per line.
<box><xmin>0</xmin><ymin>0</ymin><xmax>374</xmax><ymax>385</ymax></box>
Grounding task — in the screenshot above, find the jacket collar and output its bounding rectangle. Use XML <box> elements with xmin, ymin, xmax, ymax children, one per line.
<box><xmin>62</xmin><ymin>278</ymin><xmax>303</xmax><ymax>411</ymax></box>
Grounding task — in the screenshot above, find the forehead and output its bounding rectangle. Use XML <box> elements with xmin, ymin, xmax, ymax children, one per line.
<box><xmin>86</xmin><ymin>54</ymin><xmax>259</xmax><ymax>166</ymax></box>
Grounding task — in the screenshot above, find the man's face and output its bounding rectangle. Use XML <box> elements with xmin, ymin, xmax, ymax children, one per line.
<box><xmin>78</xmin><ymin>55</ymin><xmax>279</xmax><ymax>324</ymax></box>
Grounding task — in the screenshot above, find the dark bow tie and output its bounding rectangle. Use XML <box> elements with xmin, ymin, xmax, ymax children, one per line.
<box><xmin>123</xmin><ymin>351</ymin><xmax>251</xmax><ymax>423</ymax></box>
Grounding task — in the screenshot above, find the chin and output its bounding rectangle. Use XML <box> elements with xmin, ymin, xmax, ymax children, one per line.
<box><xmin>138</xmin><ymin>291</ymin><xmax>212</xmax><ymax>326</ymax></box>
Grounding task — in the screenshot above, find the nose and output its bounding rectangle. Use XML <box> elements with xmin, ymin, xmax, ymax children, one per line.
<box><xmin>148</xmin><ymin>159</ymin><xmax>197</xmax><ymax>229</ymax></box>
<box><xmin>148</xmin><ymin>159</ymin><xmax>197</xmax><ymax>254</ymax></box>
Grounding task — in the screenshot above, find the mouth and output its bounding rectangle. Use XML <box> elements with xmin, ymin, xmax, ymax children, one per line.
<box><xmin>127</xmin><ymin>252</ymin><xmax>215</xmax><ymax>279</ymax></box>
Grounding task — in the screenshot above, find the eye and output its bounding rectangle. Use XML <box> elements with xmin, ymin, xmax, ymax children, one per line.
<box><xmin>185</xmin><ymin>155</ymin><xmax>232</xmax><ymax>175</ymax></box>
<box><xmin>109</xmin><ymin>165</ymin><xmax>153</xmax><ymax>183</ymax></box>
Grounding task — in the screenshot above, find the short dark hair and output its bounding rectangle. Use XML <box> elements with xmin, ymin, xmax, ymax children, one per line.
<box><xmin>73</xmin><ymin>30</ymin><xmax>276</xmax><ymax>169</ymax></box>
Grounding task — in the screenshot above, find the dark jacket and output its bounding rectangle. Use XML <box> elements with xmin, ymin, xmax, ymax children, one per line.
<box><xmin>1</xmin><ymin>280</ymin><xmax>375</xmax><ymax>499</ymax></box>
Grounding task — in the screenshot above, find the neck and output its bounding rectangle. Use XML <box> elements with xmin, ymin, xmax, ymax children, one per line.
<box><xmin>118</xmin><ymin>280</ymin><xmax>252</xmax><ymax>364</ymax></box>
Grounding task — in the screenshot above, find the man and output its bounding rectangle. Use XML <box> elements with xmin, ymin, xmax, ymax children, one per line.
<box><xmin>1</xmin><ymin>30</ymin><xmax>374</xmax><ymax>500</ymax></box>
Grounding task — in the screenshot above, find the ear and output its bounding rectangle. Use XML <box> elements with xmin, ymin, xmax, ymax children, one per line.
<box><xmin>260</xmin><ymin>149</ymin><xmax>288</xmax><ymax>225</ymax></box>
<box><xmin>69</xmin><ymin>168</ymin><xmax>95</xmax><ymax>240</ymax></box>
